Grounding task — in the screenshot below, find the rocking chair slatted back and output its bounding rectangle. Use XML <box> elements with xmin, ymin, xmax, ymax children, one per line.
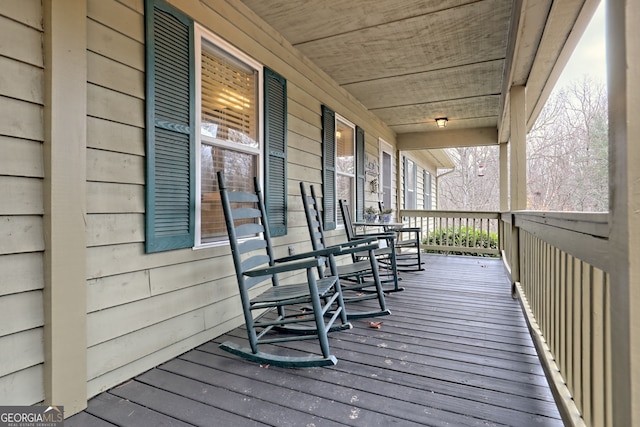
<box><xmin>377</xmin><ymin>201</ymin><xmax>425</xmax><ymax>271</ymax></box>
<box><xmin>216</xmin><ymin>172</ymin><xmax>352</xmax><ymax>367</ymax></box>
<box><xmin>299</xmin><ymin>181</ymin><xmax>391</xmax><ymax>319</ymax></box>
<box><xmin>302</xmin><ymin>185</ymin><xmax>329</xmax><ymax>252</ymax></box>
<box><xmin>339</xmin><ymin>199</ymin><xmax>403</xmax><ymax>293</ymax></box>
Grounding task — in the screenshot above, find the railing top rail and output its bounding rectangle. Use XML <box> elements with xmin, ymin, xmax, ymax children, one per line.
<box><xmin>512</xmin><ymin>210</ymin><xmax>609</xmax><ymax>239</ymax></box>
<box><xmin>400</xmin><ymin>209</ymin><xmax>500</xmax><ymax>219</ymax></box>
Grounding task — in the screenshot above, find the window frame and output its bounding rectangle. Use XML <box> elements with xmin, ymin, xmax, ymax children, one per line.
<box><xmin>145</xmin><ymin>0</ymin><xmax>287</xmax><ymax>253</ymax></box>
<box><xmin>423</xmin><ymin>170</ymin><xmax>432</xmax><ymax>209</ymax></box>
<box><xmin>194</xmin><ymin>24</ymin><xmax>264</xmax><ymax>248</ymax></box>
<box><xmin>379</xmin><ymin>138</ymin><xmax>394</xmax><ymax>212</ymax></box>
<box><xmin>404</xmin><ymin>156</ymin><xmax>417</xmax><ymax>209</ymax></box>
<box><xmin>334</xmin><ymin>114</ymin><xmax>356</xmax><ymax>228</ymax></box>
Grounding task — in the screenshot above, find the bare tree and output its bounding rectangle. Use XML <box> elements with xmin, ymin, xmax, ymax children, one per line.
<box><xmin>528</xmin><ymin>76</ymin><xmax>608</xmax><ymax>211</ymax></box>
<box><xmin>439</xmin><ymin>145</ymin><xmax>500</xmax><ymax>211</ymax></box>
<box><xmin>439</xmin><ymin>76</ymin><xmax>608</xmax><ymax>212</ymax></box>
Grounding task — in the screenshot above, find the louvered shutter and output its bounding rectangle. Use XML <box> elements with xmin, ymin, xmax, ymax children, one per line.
<box><xmin>145</xmin><ymin>0</ymin><xmax>195</xmax><ymax>253</ymax></box>
<box><xmin>321</xmin><ymin>106</ymin><xmax>336</xmax><ymax>230</ymax></box>
<box><xmin>355</xmin><ymin>126</ymin><xmax>365</xmax><ymax>221</ymax></box>
<box><xmin>264</xmin><ymin>68</ymin><xmax>287</xmax><ymax>237</ymax></box>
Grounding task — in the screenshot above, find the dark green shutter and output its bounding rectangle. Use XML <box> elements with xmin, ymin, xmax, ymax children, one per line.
<box><xmin>321</xmin><ymin>106</ymin><xmax>336</xmax><ymax>230</ymax></box>
<box><xmin>355</xmin><ymin>126</ymin><xmax>365</xmax><ymax>221</ymax></box>
<box><xmin>144</xmin><ymin>0</ymin><xmax>195</xmax><ymax>253</ymax></box>
<box><xmin>264</xmin><ymin>68</ymin><xmax>287</xmax><ymax>237</ymax></box>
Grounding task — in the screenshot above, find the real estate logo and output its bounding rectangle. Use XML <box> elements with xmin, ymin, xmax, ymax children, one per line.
<box><xmin>0</xmin><ymin>406</ymin><xmax>63</xmax><ymax>427</ymax></box>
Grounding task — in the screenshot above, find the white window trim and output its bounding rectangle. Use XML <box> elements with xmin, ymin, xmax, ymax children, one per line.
<box><xmin>334</xmin><ymin>113</ymin><xmax>356</xmax><ymax>229</ymax></box>
<box><xmin>424</xmin><ymin>170</ymin><xmax>432</xmax><ymax>210</ymax></box>
<box><xmin>194</xmin><ymin>24</ymin><xmax>264</xmax><ymax>248</ymax></box>
<box><xmin>378</xmin><ymin>138</ymin><xmax>395</xmax><ymax>212</ymax></box>
<box><xmin>405</xmin><ymin>157</ymin><xmax>417</xmax><ymax>209</ymax></box>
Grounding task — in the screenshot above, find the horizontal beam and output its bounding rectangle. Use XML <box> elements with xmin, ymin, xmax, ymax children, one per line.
<box><xmin>397</xmin><ymin>127</ymin><xmax>499</xmax><ymax>150</ymax></box>
<box><xmin>513</xmin><ymin>210</ymin><xmax>609</xmax><ymax>238</ymax></box>
<box><xmin>401</xmin><ymin>209</ymin><xmax>500</xmax><ymax>219</ymax></box>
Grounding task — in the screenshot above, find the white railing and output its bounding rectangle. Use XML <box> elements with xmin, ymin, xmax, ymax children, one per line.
<box><xmin>401</xmin><ymin>209</ymin><xmax>612</xmax><ymax>426</ymax></box>
<box><xmin>399</xmin><ymin>209</ymin><xmax>500</xmax><ymax>256</ymax></box>
<box><xmin>503</xmin><ymin>211</ymin><xmax>611</xmax><ymax>427</ymax></box>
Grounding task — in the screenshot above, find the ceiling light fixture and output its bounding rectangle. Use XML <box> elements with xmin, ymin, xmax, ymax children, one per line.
<box><xmin>435</xmin><ymin>117</ymin><xmax>448</xmax><ymax>128</ymax></box>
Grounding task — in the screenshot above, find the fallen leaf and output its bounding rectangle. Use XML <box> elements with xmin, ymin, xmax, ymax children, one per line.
<box><xmin>368</xmin><ymin>321</ymin><xmax>383</xmax><ymax>329</ymax></box>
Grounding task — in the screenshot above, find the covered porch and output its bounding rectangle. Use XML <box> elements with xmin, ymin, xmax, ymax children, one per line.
<box><xmin>3</xmin><ymin>1</ymin><xmax>637</xmax><ymax>426</ymax></box>
<box><xmin>67</xmin><ymin>254</ymin><xmax>562</xmax><ymax>426</ymax></box>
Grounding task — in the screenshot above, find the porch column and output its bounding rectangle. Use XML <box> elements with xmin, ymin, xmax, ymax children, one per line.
<box><xmin>395</xmin><ymin>149</ymin><xmax>402</xmax><ymax>210</ymax></box>
<box><xmin>43</xmin><ymin>0</ymin><xmax>88</xmax><ymax>415</ymax></box>
<box><xmin>508</xmin><ymin>85</ymin><xmax>526</xmax><ymax>285</ymax></box>
<box><xmin>509</xmin><ymin>85</ymin><xmax>526</xmax><ymax>211</ymax></box>
<box><xmin>499</xmin><ymin>142</ymin><xmax>508</xmax><ymax>211</ymax></box>
<box><xmin>607</xmin><ymin>1</ymin><xmax>640</xmax><ymax>425</ymax></box>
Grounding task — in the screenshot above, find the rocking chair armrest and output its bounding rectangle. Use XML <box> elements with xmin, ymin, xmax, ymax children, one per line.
<box><xmin>275</xmin><ymin>246</ymin><xmax>342</xmax><ymax>263</ymax></box>
<box><xmin>243</xmin><ymin>258</ymin><xmax>321</xmax><ymax>277</ymax></box>
<box><xmin>337</xmin><ymin>242</ymin><xmax>379</xmax><ymax>255</ymax></box>
<box><xmin>337</xmin><ymin>236</ymin><xmax>378</xmax><ymax>247</ymax></box>
<box><xmin>394</xmin><ymin>226</ymin><xmax>420</xmax><ymax>232</ymax></box>
<box><xmin>354</xmin><ymin>231</ymin><xmax>397</xmax><ymax>240</ymax></box>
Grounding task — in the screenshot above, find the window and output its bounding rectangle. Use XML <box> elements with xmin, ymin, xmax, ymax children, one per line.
<box><xmin>196</xmin><ymin>28</ymin><xmax>262</xmax><ymax>245</ymax></box>
<box><xmin>380</xmin><ymin>139</ymin><xmax>393</xmax><ymax>211</ymax></box>
<box><xmin>144</xmin><ymin>0</ymin><xmax>287</xmax><ymax>252</ymax></box>
<box><xmin>423</xmin><ymin>170</ymin><xmax>432</xmax><ymax>209</ymax></box>
<box><xmin>335</xmin><ymin>117</ymin><xmax>355</xmax><ymax>226</ymax></box>
<box><xmin>321</xmin><ymin>106</ymin><xmax>365</xmax><ymax>229</ymax></box>
<box><xmin>404</xmin><ymin>157</ymin><xmax>417</xmax><ymax>209</ymax></box>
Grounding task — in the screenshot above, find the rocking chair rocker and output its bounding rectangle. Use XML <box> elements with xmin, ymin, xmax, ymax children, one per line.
<box><xmin>217</xmin><ymin>173</ymin><xmax>351</xmax><ymax>367</ymax></box>
<box><xmin>300</xmin><ymin>182</ymin><xmax>391</xmax><ymax>319</ymax></box>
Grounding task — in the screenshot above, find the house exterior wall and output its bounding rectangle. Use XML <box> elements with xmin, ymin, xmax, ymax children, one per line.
<box><xmin>0</xmin><ymin>2</ymin><xmax>46</xmax><ymax>405</ymax></box>
<box><xmin>398</xmin><ymin>151</ymin><xmax>438</xmax><ymax>212</ymax></box>
<box><xmin>411</xmin><ymin>150</ymin><xmax>437</xmax><ymax>209</ymax></box>
<box><xmin>0</xmin><ymin>0</ymin><xmax>447</xmax><ymax>411</ymax></box>
<box><xmin>0</xmin><ymin>0</ymin><xmax>402</xmax><ymax>411</ymax></box>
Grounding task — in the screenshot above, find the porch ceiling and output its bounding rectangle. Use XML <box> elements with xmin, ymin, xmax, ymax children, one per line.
<box><xmin>239</xmin><ymin>0</ymin><xmax>597</xmax><ymax>144</ymax></box>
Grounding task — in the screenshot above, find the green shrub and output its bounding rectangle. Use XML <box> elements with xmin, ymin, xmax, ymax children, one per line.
<box><xmin>423</xmin><ymin>226</ymin><xmax>499</xmax><ymax>257</ymax></box>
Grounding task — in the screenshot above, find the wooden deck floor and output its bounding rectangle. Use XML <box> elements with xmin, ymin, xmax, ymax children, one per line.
<box><xmin>67</xmin><ymin>254</ymin><xmax>562</xmax><ymax>426</ymax></box>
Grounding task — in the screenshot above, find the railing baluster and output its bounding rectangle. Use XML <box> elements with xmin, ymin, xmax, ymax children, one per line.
<box><xmin>592</xmin><ymin>267</ymin><xmax>606</xmax><ymax>427</ymax></box>
<box><xmin>566</xmin><ymin>254</ymin><xmax>575</xmax><ymax>395</ymax></box>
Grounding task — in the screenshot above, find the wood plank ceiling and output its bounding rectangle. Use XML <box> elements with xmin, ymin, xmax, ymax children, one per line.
<box><xmin>239</xmin><ymin>0</ymin><xmax>594</xmax><ymax>143</ymax></box>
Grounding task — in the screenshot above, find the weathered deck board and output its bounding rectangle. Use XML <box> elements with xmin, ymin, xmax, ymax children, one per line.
<box><xmin>68</xmin><ymin>254</ymin><xmax>563</xmax><ymax>426</ymax></box>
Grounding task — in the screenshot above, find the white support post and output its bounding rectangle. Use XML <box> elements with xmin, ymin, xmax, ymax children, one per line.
<box><xmin>500</xmin><ymin>142</ymin><xmax>508</xmax><ymax>212</ymax></box>
<box><xmin>509</xmin><ymin>85</ymin><xmax>526</xmax><ymax>286</ymax></box>
<box><xmin>607</xmin><ymin>1</ymin><xmax>640</xmax><ymax>425</ymax></box>
<box><xmin>510</xmin><ymin>85</ymin><xmax>527</xmax><ymax>211</ymax></box>
<box><xmin>43</xmin><ymin>0</ymin><xmax>88</xmax><ymax>415</ymax></box>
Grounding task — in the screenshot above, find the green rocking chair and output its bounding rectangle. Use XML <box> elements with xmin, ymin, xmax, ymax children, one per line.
<box><xmin>378</xmin><ymin>201</ymin><xmax>425</xmax><ymax>271</ymax></box>
<box><xmin>217</xmin><ymin>173</ymin><xmax>351</xmax><ymax>367</ymax></box>
<box><xmin>339</xmin><ymin>199</ymin><xmax>404</xmax><ymax>293</ymax></box>
<box><xmin>300</xmin><ymin>182</ymin><xmax>391</xmax><ymax>319</ymax></box>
